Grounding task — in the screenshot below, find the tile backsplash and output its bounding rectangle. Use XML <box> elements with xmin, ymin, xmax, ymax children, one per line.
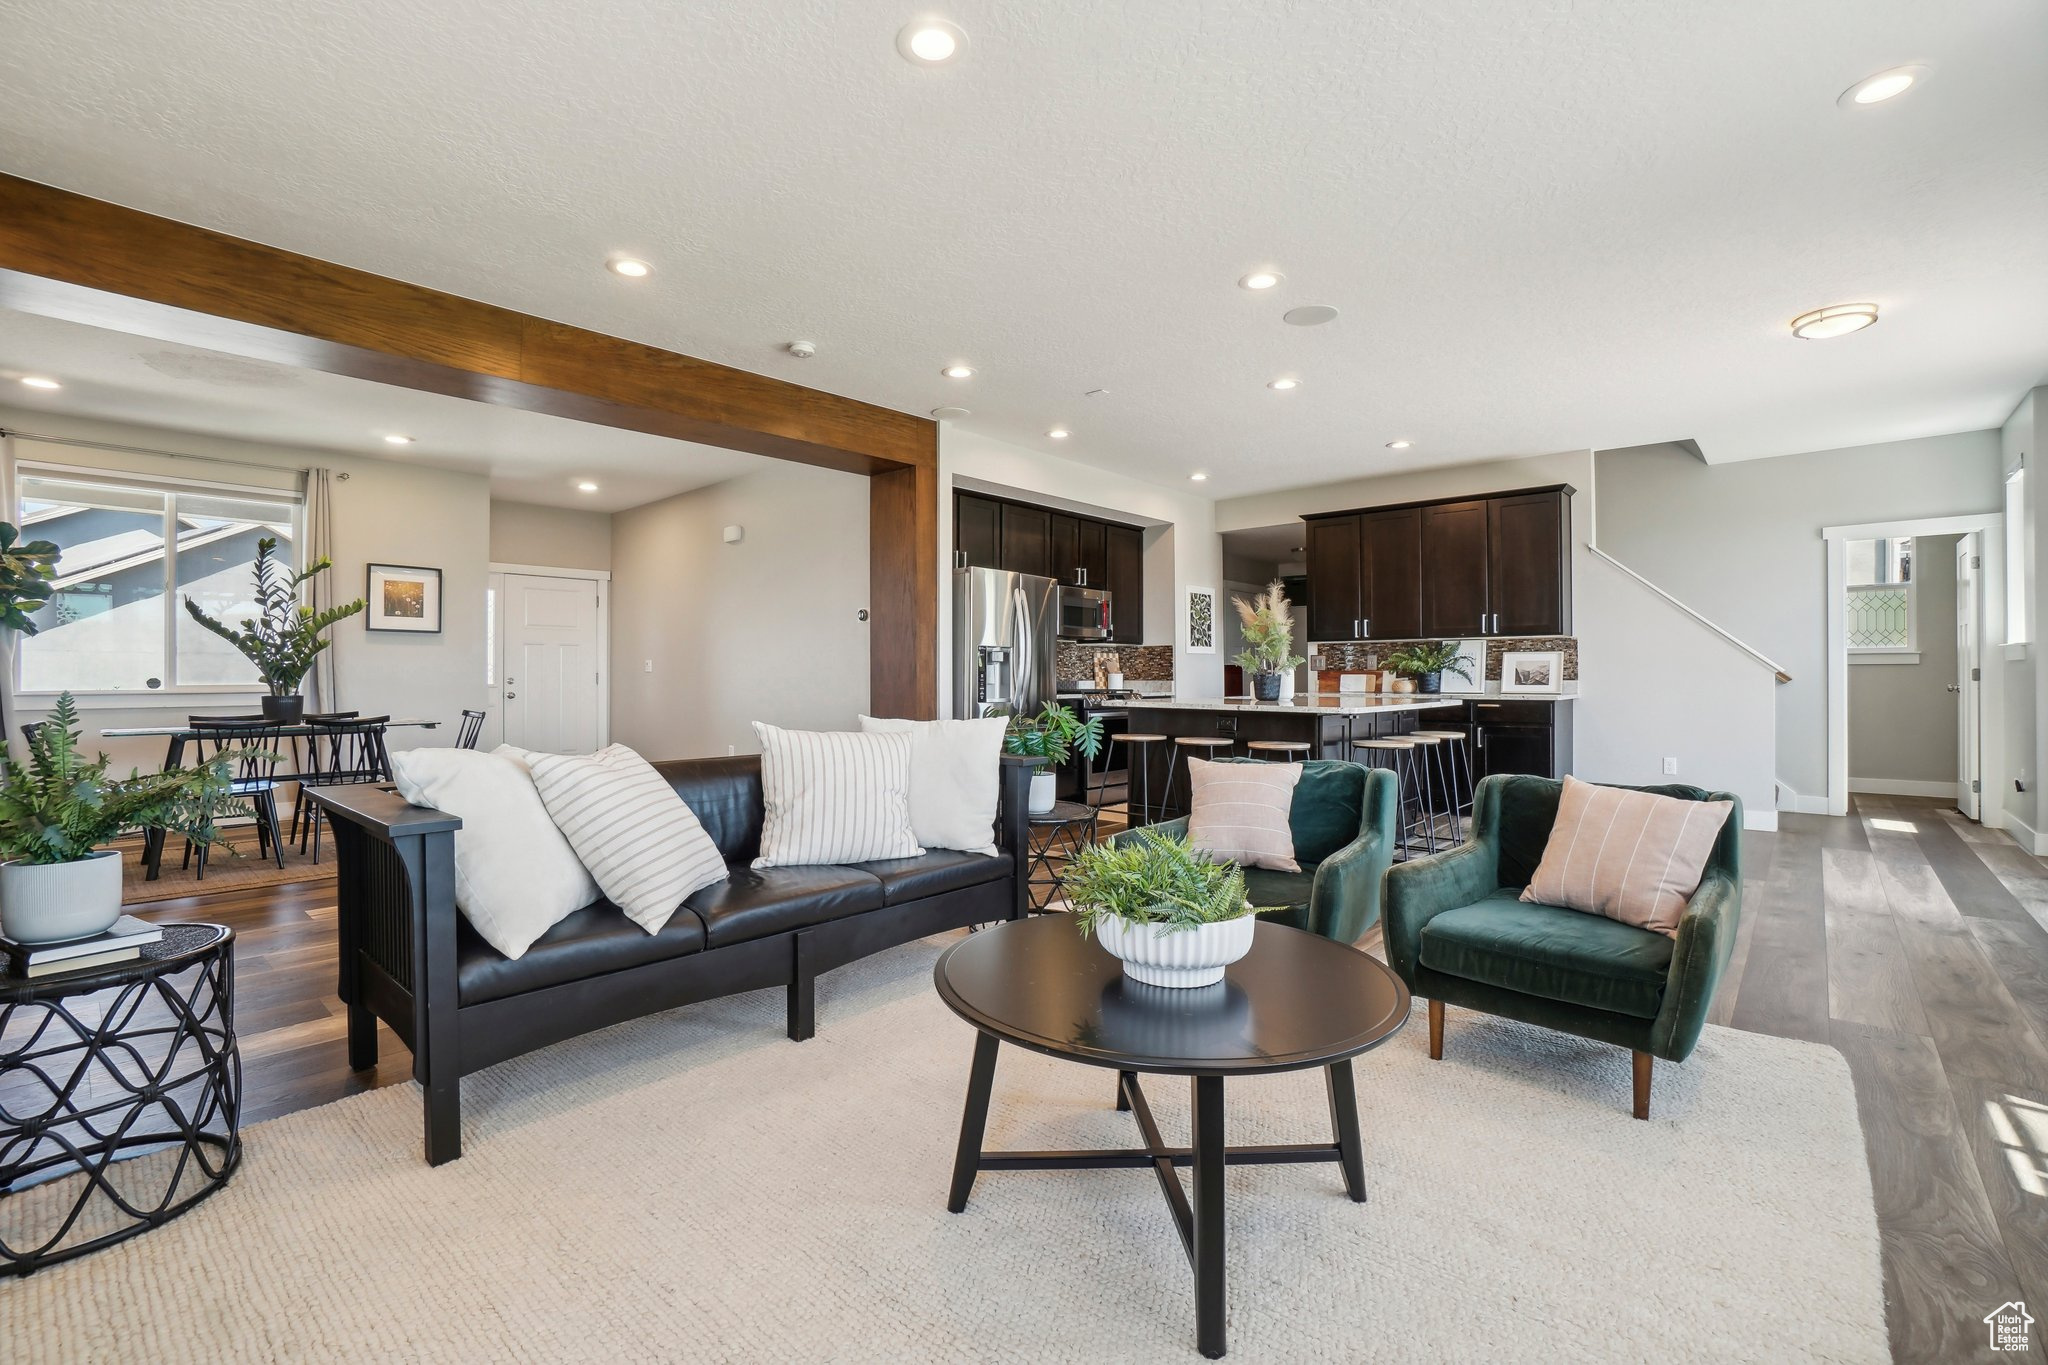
<box><xmin>1311</xmin><ymin>636</ymin><xmax>1577</xmax><ymax>682</ymax></box>
<box><xmin>1056</xmin><ymin>642</ymin><xmax>1175</xmax><ymax>683</ymax></box>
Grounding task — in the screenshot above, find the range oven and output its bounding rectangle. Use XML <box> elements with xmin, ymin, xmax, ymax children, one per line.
<box><xmin>1057</xmin><ymin>585</ymin><xmax>1113</xmax><ymax>641</ymax></box>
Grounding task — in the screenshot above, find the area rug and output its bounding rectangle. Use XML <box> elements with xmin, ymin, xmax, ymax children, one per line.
<box><xmin>1</xmin><ymin>937</ymin><xmax>1886</xmax><ymax>1363</ymax></box>
<box><xmin>116</xmin><ymin>831</ymin><xmax>336</xmax><ymax>904</ymax></box>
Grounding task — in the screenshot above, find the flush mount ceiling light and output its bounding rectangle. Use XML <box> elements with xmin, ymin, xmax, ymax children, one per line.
<box><xmin>1085</xmin><ymin>388</ymin><xmax>1110</xmax><ymax>398</ymax></box>
<box><xmin>1238</xmin><ymin>270</ymin><xmax>1283</xmax><ymax>291</ymax></box>
<box><xmin>382</xmin><ymin>434</ymin><xmax>415</xmax><ymax>445</ymax></box>
<box><xmin>1283</xmin><ymin>305</ymin><xmax>1339</xmax><ymax>326</ymax></box>
<box><xmin>1790</xmin><ymin>303</ymin><xmax>1880</xmax><ymax>340</ymax></box>
<box><xmin>1386</xmin><ymin>440</ymin><xmax>1412</xmax><ymax>450</ymax></box>
<box><xmin>1267</xmin><ymin>377</ymin><xmax>1300</xmax><ymax>390</ymax></box>
<box><xmin>1189</xmin><ymin>472</ymin><xmax>1209</xmax><ymax>482</ymax></box>
<box><xmin>1047</xmin><ymin>427</ymin><xmax>1070</xmax><ymax>439</ymax></box>
<box><xmin>930</xmin><ymin>405</ymin><xmax>970</xmax><ymax>420</ymax></box>
<box><xmin>1838</xmin><ymin>64</ymin><xmax>1930</xmax><ymax>108</ymax></box>
<box><xmin>941</xmin><ymin>364</ymin><xmax>975</xmax><ymax>379</ymax></box>
<box><xmin>605</xmin><ymin>254</ymin><xmax>653</xmax><ymax>278</ymax></box>
<box><xmin>897</xmin><ymin>18</ymin><xmax>965</xmax><ymax>65</ymax></box>
<box><xmin>19</xmin><ymin>376</ymin><xmax>60</xmax><ymax>390</ymax></box>
<box><xmin>576</xmin><ymin>481</ymin><xmax>599</xmax><ymax>493</ymax></box>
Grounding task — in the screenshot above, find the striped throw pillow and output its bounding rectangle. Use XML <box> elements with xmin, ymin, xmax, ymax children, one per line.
<box><xmin>1186</xmin><ymin>758</ymin><xmax>1303</xmax><ymax>872</ymax></box>
<box><xmin>751</xmin><ymin>722</ymin><xmax>923</xmax><ymax>868</ymax></box>
<box><xmin>524</xmin><ymin>744</ymin><xmax>728</xmax><ymax>934</ymax></box>
<box><xmin>1521</xmin><ymin>776</ymin><xmax>1733</xmax><ymax>937</ymax></box>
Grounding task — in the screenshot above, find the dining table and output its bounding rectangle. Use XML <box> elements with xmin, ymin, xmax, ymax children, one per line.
<box><xmin>99</xmin><ymin>716</ymin><xmax>442</xmax><ymax>880</ymax></box>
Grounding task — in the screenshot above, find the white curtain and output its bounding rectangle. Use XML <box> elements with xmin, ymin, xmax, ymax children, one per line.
<box><xmin>305</xmin><ymin>467</ymin><xmax>339</xmax><ymax>712</ymax></box>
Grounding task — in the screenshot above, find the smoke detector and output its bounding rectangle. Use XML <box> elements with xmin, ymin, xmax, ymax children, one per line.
<box><xmin>786</xmin><ymin>340</ymin><xmax>817</xmax><ymax>358</ymax></box>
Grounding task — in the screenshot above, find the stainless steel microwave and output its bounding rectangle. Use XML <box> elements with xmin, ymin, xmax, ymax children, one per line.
<box><xmin>1057</xmin><ymin>585</ymin><xmax>1113</xmax><ymax>640</ymax></box>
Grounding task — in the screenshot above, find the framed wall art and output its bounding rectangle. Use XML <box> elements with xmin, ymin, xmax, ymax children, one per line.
<box><xmin>1184</xmin><ymin>586</ymin><xmax>1216</xmax><ymax>654</ymax></box>
<box><xmin>366</xmin><ymin>563</ymin><xmax>443</xmax><ymax>633</ymax></box>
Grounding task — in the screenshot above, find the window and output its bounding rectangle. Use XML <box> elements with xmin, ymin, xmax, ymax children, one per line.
<box><xmin>1846</xmin><ymin>536</ymin><xmax>1914</xmax><ymax>654</ymax></box>
<box><xmin>2009</xmin><ymin>463</ymin><xmax>2029</xmax><ymax>644</ymax></box>
<box><xmin>14</xmin><ymin>469</ymin><xmax>302</xmax><ymax>695</ymax></box>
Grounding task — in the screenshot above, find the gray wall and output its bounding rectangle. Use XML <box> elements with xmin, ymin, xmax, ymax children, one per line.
<box><xmin>489</xmin><ymin>499</ymin><xmax>611</xmax><ymax>571</ymax></box>
<box><xmin>609</xmin><ymin>463</ymin><xmax>869</xmax><ymax>759</ymax></box>
<box><xmin>1848</xmin><ymin>533</ymin><xmax>1958</xmax><ymax>787</ymax></box>
<box><xmin>1594</xmin><ymin>433</ymin><xmax>2005</xmax><ymax>799</ymax></box>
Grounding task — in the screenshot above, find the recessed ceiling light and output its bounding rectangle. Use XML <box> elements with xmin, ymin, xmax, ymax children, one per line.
<box><xmin>931</xmin><ymin>406</ymin><xmax>970</xmax><ymax>420</ymax></box>
<box><xmin>897</xmin><ymin>18</ymin><xmax>965</xmax><ymax>65</ymax></box>
<box><xmin>19</xmin><ymin>376</ymin><xmax>60</xmax><ymax>390</ymax></box>
<box><xmin>576</xmin><ymin>481</ymin><xmax>599</xmax><ymax>493</ymax></box>
<box><xmin>1239</xmin><ymin>270</ymin><xmax>1284</xmax><ymax>291</ymax></box>
<box><xmin>1386</xmin><ymin>440</ymin><xmax>1412</xmax><ymax>450</ymax></box>
<box><xmin>1283</xmin><ymin>305</ymin><xmax>1339</xmax><ymax>326</ymax></box>
<box><xmin>382</xmin><ymin>434</ymin><xmax>414</xmax><ymax>445</ymax></box>
<box><xmin>1838</xmin><ymin>64</ymin><xmax>1930</xmax><ymax>109</ymax></box>
<box><xmin>1267</xmin><ymin>377</ymin><xmax>1300</xmax><ymax>390</ymax></box>
<box><xmin>1190</xmin><ymin>472</ymin><xmax>1209</xmax><ymax>482</ymax></box>
<box><xmin>605</xmin><ymin>255</ymin><xmax>653</xmax><ymax>278</ymax></box>
<box><xmin>941</xmin><ymin>364</ymin><xmax>975</xmax><ymax>379</ymax></box>
<box><xmin>1047</xmin><ymin>428</ymin><xmax>1070</xmax><ymax>439</ymax></box>
<box><xmin>1790</xmin><ymin>303</ymin><xmax>1880</xmax><ymax>340</ymax></box>
<box><xmin>1085</xmin><ymin>388</ymin><xmax>1110</xmax><ymax>398</ymax></box>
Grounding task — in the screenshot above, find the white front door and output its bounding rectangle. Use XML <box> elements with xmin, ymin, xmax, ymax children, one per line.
<box><xmin>1956</xmin><ymin>535</ymin><xmax>1981</xmax><ymax>819</ymax></box>
<box><xmin>501</xmin><ymin>574</ymin><xmax>601</xmax><ymax>754</ymax></box>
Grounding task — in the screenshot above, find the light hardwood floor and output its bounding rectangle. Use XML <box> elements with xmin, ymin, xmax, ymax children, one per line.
<box><xmin>64</xmin><ymin>796</ymin><xmax>2048</xmax><ymax>1361</ymax></box>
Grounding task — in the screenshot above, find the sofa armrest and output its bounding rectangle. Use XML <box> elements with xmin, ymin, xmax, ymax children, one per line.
<box><xmin>997</xmin><ymin>755</ymin><xmax>1037</xmax><ymax>920</ymax></box>
<box><xmin>1383</xmin><ymin>840</ymin><xmax>1500</xmax><ymax>986</ymax></box>
<box><xmin>1651</xmin><ymin>870</ymin><xmax>1742</xmax><ymax>1061</ymax></box>
<box><xmin>1308</xmin><ymin>766</ymin><xmax>1399</xmax><ymax>943</ymax></box>
<box><xmin>1112</xmin><ymin>816</ymin><xmax>1190</xmax><ymax>846</ymax></box>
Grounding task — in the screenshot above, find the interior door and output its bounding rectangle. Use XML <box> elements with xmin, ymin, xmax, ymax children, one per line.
<box><xmin>501</xmin><ymin>574</ymin><xmax>601</xmax><ymax>755</ymax></box>
<box><xmin>1957</xmin><ymin>534</ymin><xmax>1981</xmax><ymax>819</ymax></box>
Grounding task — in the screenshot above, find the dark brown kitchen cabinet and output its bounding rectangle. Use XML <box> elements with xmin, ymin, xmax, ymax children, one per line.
<box><xmin>1050</xmin><ymin>513</ymin><xmax>1109</xmax><ymax>588</ymax></box>
<box><xmin>1420</xmin><ymin>499</ymin><xmax>1491</xmax><ymax>637</ymax></box>
<box><xmin>1304</xmin><ymin>515</ymin><xmax>1363</xmax><ymax>642</ymax></box>
<box><xmin>998</xmin><ymin>504</ymin><xmax>1052</xmax><ymax>578</ymax></box>
<box><xmin>1488</xmin><ymin>490</ymin><xmax>1571</xmax><ymax>636</ymax></box>
<box><xmin>1104</xmin><ymin>523</ymin><xmax>1143</xmax><ymax>642</ymax></box>
<box><xmin>1467</xmin><ymin>699</ymin><xmax>1573</xmax><ymax>780</ymax></box>
<box><xmin>1361</xmin><ymin>506</ymin><xmax>1423</xmax><ymax>639</ymax></box>
<box><xmin>955</xmin><ymin>494</ymin><xmax>1001</xmax><ymax>570</ymax></box>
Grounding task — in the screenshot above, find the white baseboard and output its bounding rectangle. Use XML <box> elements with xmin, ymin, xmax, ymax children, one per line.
<box><xmin>1774</xmin><ymin>782</ymin><xmax>1829</xmax><ymax>815</ymax></box>
<box><xmin>2007</xmin><ymin>811</ymin><xmax>2048</xmax><ymax>856</ymax></box>
<box><xmin>1849</xmin><ymin>778</ymin><xmax>1960</xmax><ymax>799</ymax></box>
<box><xmin>1742</xmin><ymin>809</ymin><xmax>1779</xmax><ymax>832</ymax></box>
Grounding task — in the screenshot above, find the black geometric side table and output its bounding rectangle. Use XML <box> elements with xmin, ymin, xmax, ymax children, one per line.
<box><xmin>1024</xmin><ymin>801</ymin><xmax>1102</xmax><ymax>913</ymax></box>
<box><xmin>0</xmin><ymin>923</ymin><xmax>240</xmax><ymax>1275</ymax></box>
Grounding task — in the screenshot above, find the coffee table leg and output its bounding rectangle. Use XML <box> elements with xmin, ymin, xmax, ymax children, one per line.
<box><xmin>947</xmin><ymin>1031</ymin><xmax>1001</xmax><ymax>1213</ymax></box>
<box><xmin>1192</xmin><ymin>1073</ymin><xmax>1227</xmax><ymax>1359</ymax></box>
<box><xmin>1325</xmin><ymin>1060</ymin><xmax>1367</xmax><ymax>1203</ymax></box>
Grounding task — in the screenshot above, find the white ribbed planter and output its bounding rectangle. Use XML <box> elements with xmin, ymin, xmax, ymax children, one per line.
<box><xmin>0</xmin><ymin>851</ymin><xmax>123</xmax><ymax>945</ymax></box>
<box><xmin>1027</xmin><ymin>772</ymin><xmax>1057</xmax><ymax>815</ymax></box>
<box><xmin>1094</xmin><ymin>912</ymin><xmax>1255</xmax><ymax>988</ymax></box>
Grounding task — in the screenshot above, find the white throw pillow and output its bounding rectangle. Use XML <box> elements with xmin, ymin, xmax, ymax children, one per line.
<box><xmin>751</xmin><ymin>722</ymin><xmax>923</xmax><ymax>868</ymax></box>
<box><xmin>390</xmin><ymin>747</ymin><xmax>600</xmax><ymax>960</ymax></box>
<box><xmin>519</xmin><ymin>744</ymin><xmax>729</xmax><ymax>935</ymax></box>
<box><xmin>858</xmin><ymin>715</ymin><xmax>1007</xmax><ymax>857</ymax></box>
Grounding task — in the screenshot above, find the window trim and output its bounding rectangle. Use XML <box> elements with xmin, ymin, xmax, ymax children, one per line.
<box><xmin>12</xmin><ymin>461</ymin><xmax>306</xmax><ymax>702</ymax></box>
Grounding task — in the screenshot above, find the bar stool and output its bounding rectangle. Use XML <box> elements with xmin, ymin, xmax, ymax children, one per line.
<box><xmin>1168</xmin><ymin>736</ymin><xmax>1236</xmax><ymax>820</ymax></box>
<box><xmin>1411</xmin><ymin>728</ymin><xmax>1473</xmax><ymax>841</ymax></box>
<box><xmin>1245</xmin><ymin>740</ymin><xmax>1311</xmax><ymax>762</ymax></box>
<box><xmin>1401</xmin><ymin>733</ymin><xmax>1456</xmax><ymax>853</ymax></box>
<box><xmin>1110</xmin><ymin>733</ymin><xmax>1166</xmax><ymax>827</ymax></box>
<box><xmin>1354</xmin><ymin>737</ymin><xmax>1426</xmax><ymax>859</ymax></box>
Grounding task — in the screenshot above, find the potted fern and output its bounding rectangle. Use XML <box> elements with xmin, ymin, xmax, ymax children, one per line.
<box><xmin>1383</xmin><ymin>640</ymin><xmax>1474</xmax><ymax>695</ymax></box>
<box><xmin>1063</xmin><ymin>828</ymin><xmax>1261</xmax><ymax>987</ymax></box>
<box><xmin>1003</xmin><ymin>701</ymin><xmax>1104</xmax><ymax>815</ymax></box>
<box><xmin>0</xmin><ymin>695</ymin><xmax>241</xmax><ymax>944</ymax></box>
<box><xmin>1231</xmin><ymin>580</ymin><xmax>1306</xmax><ymax>703</ymax></box>
<box><xmin>183</xmin><ymin>537</ymin><xmax>365</xmax><ymax>723</ymax></box>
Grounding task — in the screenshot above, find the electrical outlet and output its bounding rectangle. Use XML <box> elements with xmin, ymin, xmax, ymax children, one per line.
<box><xmin>643</xmin><ymin>659</ymin><xmax>653</xmax><ymax>673</ymax></box>
<box><xmin>1662</xmin><ymin>757</ymin><xmax>1678</xmax><ymax>775</ymax></box>
<box><xmin>727</xmin><ymin>744</ymin><xmax>736</xmax><ymax>756</ymax></box>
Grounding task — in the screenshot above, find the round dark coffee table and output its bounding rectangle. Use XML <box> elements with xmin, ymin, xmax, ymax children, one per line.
<box><xmin>1</xmin><ymin>923</ymin><xmax>240</xmax><ymax>1275</ymax></box>
<box><xmin>933</xmin><ymin>915</ymin><xmax>1409</xmax><ymax>1359</ymax></box>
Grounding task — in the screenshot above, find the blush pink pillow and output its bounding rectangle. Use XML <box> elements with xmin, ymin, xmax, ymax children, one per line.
<box><xmin>1520</xmin><ymin>777</ymin><xmax>1732</xmax><ymax>937</ymax></box>
<box><xmin>1186</xmin><ymin>759</ymin><xmax>1302</xmax><ymax>872</ymax></box>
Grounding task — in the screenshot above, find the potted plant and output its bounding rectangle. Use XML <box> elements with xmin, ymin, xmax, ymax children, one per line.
<box><xmin>1383</xmin><ymin>640</ymin><xmax>1474</xmax><ymax>695</ymax></box>
<box><xmin>0</xmin><ymin>694</ymin><xmax>242</xmax><ymax>944</ymax></box>
<box><xmin>1231</xmin><ymin>580</ymin><xmax>1306</xmax><ymax>703</ymax></box>
<box><xmin>1003</xmin><ymin>701</ymin><xmax>1104</xmax><ymax>815</ymax></box>
<box><xmin>1063</xmin><ymin>828</ymin><xmax>1263</xmax><ymax>987</ymax></box>
<box><xmin>183</xmin><ymin>537</ymin><xmax>365</xmax><ymax>723</ymax></box>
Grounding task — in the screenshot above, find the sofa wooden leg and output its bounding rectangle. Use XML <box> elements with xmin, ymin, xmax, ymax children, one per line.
<box><xmin>345</xmin><ymin>998</ymin><xmax>379</xmax><ymax>1072</ymax></box>
<box><xmin>1427</xmin><ymin>999</ymin><xmax>1444</xmax><ymax>1060</ymax></box>
<box><xmin>1632</xmin><ymin>1051</ymin><xmax>1652</xmax><ymax>1120</ymax></box>
<box><xmin>423</xmin><ymin>1074</ymin><xmax>462</xmax><ymax>1166</ymax></box>
<box><xmin>787</xmin><ymin>931</ymin><xmax>817</xmax><ymax>1042</ymax></box>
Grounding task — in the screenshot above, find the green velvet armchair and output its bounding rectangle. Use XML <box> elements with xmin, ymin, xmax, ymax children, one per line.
<box><xmin>1114</xmin><ymin>758</ymin><xmax>1398</xmax><ymax>944</ymax></box>
<box><xmin>1383</xmin><ymin>773</ymin><xmax>1743</xmax><ymax>1119</ymax></box>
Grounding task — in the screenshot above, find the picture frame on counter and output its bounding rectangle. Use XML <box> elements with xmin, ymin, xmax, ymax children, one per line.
<box><xmin>365</xmin><ymin>563</ymin><xmax>444</xmax><ymax>633</ymax></box>
<box><xmin>1501</xmin><ymin>649</ymin><xmax>1562</xmax><ymax>693</ymax></box>
<box><xmin>1184</xmin><ymin>586</ymin><xmax>1216</xmax><ymax>654</ymax></box>
<box><xmin>1441</xmin><ymin>638</ymin><xmax>1487</xmax><ymax>694</ymax></box>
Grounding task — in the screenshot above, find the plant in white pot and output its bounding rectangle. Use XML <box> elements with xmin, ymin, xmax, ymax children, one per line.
<box><xmin>1003</xmin><ymin>702</ymin><xmax>1104</xmax><ymax>815</ymax></box>
<box><xmin>1064</xmin><ymin>828</ymin><xmax>1265</xmax><ymax>988</ymax></box>
<box><xmin>0</xmin><ymin>695</ymin><xmax>242</xmax><ymax>945</ymax></box>
<box><xmin>183</xmin><ymin>537</ymin><xmax>365</xmax><ymax>724</ymax></box>
<box><xmin>1231</xmin><ymin>580</ymin><xmax>1305</xmax><ymax>703</ymax></box>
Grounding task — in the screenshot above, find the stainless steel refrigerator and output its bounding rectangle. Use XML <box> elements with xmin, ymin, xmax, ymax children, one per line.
<box><xmin>954</xmin><ymin>567</ymin><xmax>1057</xmax><ymax>720</ymax></box>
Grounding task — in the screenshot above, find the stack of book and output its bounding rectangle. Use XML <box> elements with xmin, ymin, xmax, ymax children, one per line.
<box><xmin>3</xmin><ymin>915</ymin><xmax>163</xmax><ymax>979</ymax></box>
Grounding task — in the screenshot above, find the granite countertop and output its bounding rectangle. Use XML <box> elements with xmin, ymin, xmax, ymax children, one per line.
<box><xmin>1126</xmin><ymin>695</ymin><xmax>1465</xmax><ymax>716</ymax></box>
<box><xmin>1316</xmin><ymin>691</ymin><xmax>1580</xmax><ymax>703</ymax></box>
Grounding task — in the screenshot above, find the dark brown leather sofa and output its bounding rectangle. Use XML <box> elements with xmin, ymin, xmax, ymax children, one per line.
<box><xmin>314</xmin><ymin>753</ymin><xmax>1035</xmax><ymax>1164</ymax></box>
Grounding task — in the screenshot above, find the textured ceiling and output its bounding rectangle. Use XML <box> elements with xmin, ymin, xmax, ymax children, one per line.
<box><xmin>0</xmin><ymin>0</ymin><xmax>2043</xmax><ymax>499</ymax></box>
<box><xmin>0</xmin><ymin>311</ymin><xmax>769</xmax><ymax>510</ymax></box>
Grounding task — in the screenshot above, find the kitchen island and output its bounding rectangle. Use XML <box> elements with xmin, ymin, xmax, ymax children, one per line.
<box><xmin>1119</xmin><ymin>694</ymin><xmax>1462</xmax><ymax>819</ymax></box>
